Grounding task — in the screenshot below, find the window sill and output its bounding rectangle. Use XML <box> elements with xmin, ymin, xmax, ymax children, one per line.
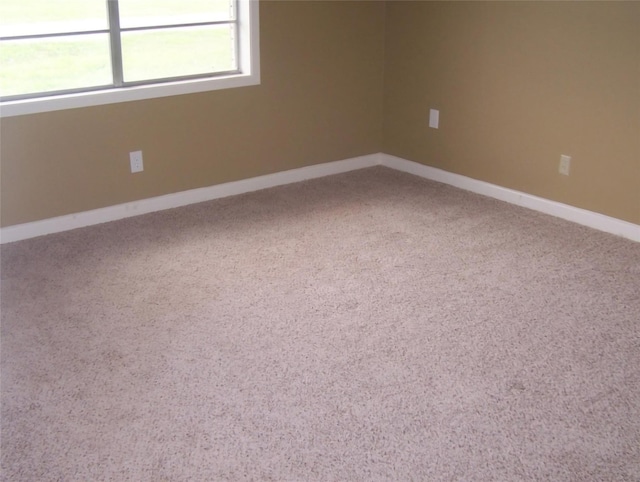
<box><xmin>0</xmin><ymin>71</ymin><xmax>260</xmax><ymax>117</ymax></box>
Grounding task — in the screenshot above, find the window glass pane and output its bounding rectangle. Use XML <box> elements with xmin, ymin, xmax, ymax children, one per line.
<box><xmin>119</xmin><ymin>0</ymin><xmax>234</xmax><ymax>29</ymax></box>
<box><xmin>0</xmin><ymin>0</ymin><xmax>107</xmax><ymax>37</ymax></box>
<box><xmin>121</xmin><ymin>25</ymin><xmax>235</xmax><ymax>83</ymax></box>
<box><xmin>0</xmin><ymin>34</ymin><xmax>112</xmax><ymax>97</ymax></box>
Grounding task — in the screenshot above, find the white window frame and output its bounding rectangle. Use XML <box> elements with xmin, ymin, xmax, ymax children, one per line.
<box><xmin>0</xmin><ymin>0</ymin><xmax>260</xmax><ymax>118</ymax></box>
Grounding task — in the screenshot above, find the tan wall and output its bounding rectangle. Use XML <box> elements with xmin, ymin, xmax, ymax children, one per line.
<box><xmin>0</xmin><ymin>0</ymin><xmax>386</xmax><ymax>227</ymax></box>
<box><xmin>2</xmin><ymin>1</ymin><xmax>639</xmax><ymax>228</ymax></box>
<box><xmin>383</xmin><ymin>1</ymin><xmax>640</xmax><ymax>224</ymax></box>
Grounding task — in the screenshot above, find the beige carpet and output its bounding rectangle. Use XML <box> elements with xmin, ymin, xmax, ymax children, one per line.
<box><xmin>1</xmin><ymin>166</ymin><xmax>639</xmax><ymax>481</ymax></box>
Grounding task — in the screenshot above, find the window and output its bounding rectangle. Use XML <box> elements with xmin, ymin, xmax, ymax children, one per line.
<box><xmin>0</xmin><ymin>0</ymin><xmax>260</xmax><ymax>117</ymax></box>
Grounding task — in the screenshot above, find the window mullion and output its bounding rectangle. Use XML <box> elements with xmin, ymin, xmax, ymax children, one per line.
<box><xmin>107</xmin><ymin>0</ymin><xmax>124</xmax><ymax>87</ymax></box>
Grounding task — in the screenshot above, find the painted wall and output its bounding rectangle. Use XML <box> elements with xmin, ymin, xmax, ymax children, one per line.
<box><xmin>0</xmin><ymin>1</ymin><xmax>386</xmax><ymax>227</ymax></box>
<box><xmin>383</xmin><ymin>1</ymin><xmax>640</xmax><ymax>225</ymax></box>
<box><xmin>2</xmin><ymin>1</ymin><xmax>639</xmax><ymax>228</ymax></box>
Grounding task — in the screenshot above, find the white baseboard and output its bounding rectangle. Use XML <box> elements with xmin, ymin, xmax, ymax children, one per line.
<box><xmin>0</xmin><ymin>153</ymin><xmax>381</xmax><ymax>244</ymax></box>
<box><xmin>380</xmin><ymin>154</ymin><xmax>640</xmax><ymax>243</ymax></box>
<box><xmin>1</xmin><ymin>152</ymin><xmax>638</xmax><ymax>244</ymax></box>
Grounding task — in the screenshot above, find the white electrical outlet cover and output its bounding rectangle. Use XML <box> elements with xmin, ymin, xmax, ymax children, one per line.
<box><xmin>130</xmin><ymin>150</ymin><xmax>144</xmax><ymax>173</ymax></box>
<box><xmin>559</xmin><ymin>154</ymin><xmax>571</xmax><ymax>175</ymax></box>
<box><xmin>429</xmin><ymin>109</ymin><xmax>439</xmax><ymax>129</ymax></box>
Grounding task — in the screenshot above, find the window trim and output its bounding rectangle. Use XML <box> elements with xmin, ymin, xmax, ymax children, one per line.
<box><xmin>0</xmin><ymin>0</ymin><xmax>260</xmax><ymax>118</ymax></box>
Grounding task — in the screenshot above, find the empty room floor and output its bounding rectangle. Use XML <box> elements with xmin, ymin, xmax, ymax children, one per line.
<box><xmin>2</xmin><ymin>167</ymin><xmax>639</xmax><ymax>481</ymax></box>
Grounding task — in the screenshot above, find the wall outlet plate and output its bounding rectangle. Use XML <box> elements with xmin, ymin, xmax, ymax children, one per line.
<box><xmin>429</xmin><ymin>109</ymin><xmax>439</xmax><ymax>129</ymax></box>
<box><xmin>559</xmin><ymin>154</ymin><xmax>571</xmax><ymax>176</ymax></box>
<box><xmin>130</xmin><ymin>150</ymin><xmax>144</xmax><ymax>173</ymax></box>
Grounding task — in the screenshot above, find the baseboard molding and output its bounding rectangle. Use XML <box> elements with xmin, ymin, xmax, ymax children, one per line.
<box><xmin>0</xmin><ymin>153</ymin><xmax>381</xmax><ymax>244</ymax></box>
<box><xmin>380</xmin><ymin>154</ymin><xmax>640</xmax><ymax>243</ymax></box>
<box><xmin>2</xmin><ymin>152</ymin><xmax>638</xmax><ymax>244</ymax></box>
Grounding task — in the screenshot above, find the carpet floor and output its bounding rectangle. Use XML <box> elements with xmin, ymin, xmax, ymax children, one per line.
<box><xmin>1</xmin><ymin>166</ymin><xmax>639</xmax><ymax>481</ymax></box>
